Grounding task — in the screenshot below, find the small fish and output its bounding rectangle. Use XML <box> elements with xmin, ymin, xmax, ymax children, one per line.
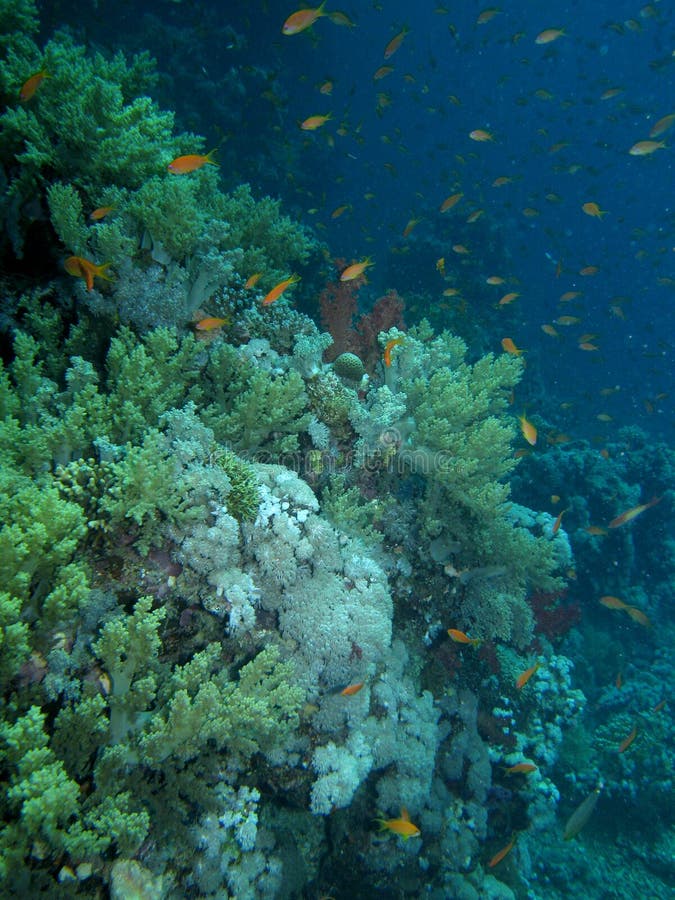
<box><xmin>516</xmin><ymin>661</ymin><xmax>540</xmax><ymax>690</ymax></box>
<box><xmin>402</xmin><ymin>217</ymin><xmax>422</xmax><ymax>237</ymax></box>
<box><xmin>436</xmin><ymin>257</ymin><xmax>445</xmax><ymax>276</ymax></box>
<box><xmin>498</xmin><ymin>292</ymin><xmax>520</xmax><ymax>306</ymax></box>
<box><xmin>439</xmin><ymin>192</ymin><xmax>463</xmax><ymax>212</ymax></box>
<box><xmin>262</xmin><ymin>273</ymin><xmax>301</xmax><ymax>306</ymax></box>
<box><xmin>555</xmin><ymin>316</ymin><xmax>581</xmax><ymax>325</ymax></box>
<box><xmin>476</xmin><ymin>8</ymin><xmax>501</xmax><ymax>25</ymax></box>
<box><xmin>447</xmin><ymin>628</ymin><xmax>481</xmax><ymax>647</ymax></box>
<box><xmin>488</xmin><ymin>833</ymin><xmax>517</xmax><ymax>867</ymax></box>
<box><xmin>469</xmin><ymin>129</ymin><xmax>494</xmax><ymax>142</ymax></box>
<box><xmin>319</xmin><ymin>80</ymin><xmax>334</xmax><ymax>94</ymax></box>
<box><xmin>563</xmin><ymin>785</ymin><xmax>602</xmax><ymax>840</ymax></box>
<box><xmin>375</xmin><ymin>807</ymin><xmax>420</xmax><ymax>840</ymax></box>
<box><xmin>331</xmin><ymin>204</ymin><xmax>350</xmax><ymax>218</ymax></box>
<box><xmin>615</xmin><ymin>672</ymin><xmax>623</xmax><ymax>689</ymax></box>
<box><xmin>649</xmin><ymin>113</ymin><xmax>675</xmax><ymax>138</ymax></box>
<box><xmin>625</xmin><ymin>606</ymin><xmax>651</xmax><ymax>627</ymax></box>
<box><xmin>383</xmin><ymin>336</ymin><xmax>404</xmax><ymax>367</ymax></box>
<box><xmin>535</xmin><ymin>28</ymin><xmax>566</xmax><ymax>44</ymax></box>
<box><xmin>579</xmin><ymin>265</ymin><xmax>599</xmax><ymax>276</ymax></box>
<box><xmin>301</xmin><ymin>113</ymin><xmax>332</xmax><ymax>130</ymax></box>
<box><xmin>585</xmin><ymin>526</ymin><xmax>607</xmax><ymax>536</ymax></box>
<box><xmin>64</xmin><ymin>256</ymin><xmax>113</xmax><ymax>292</ymax></box>
<box><xmin>552</xmin><ymin>508</ymin><xmax>568</xmax><ymax>535</ymax></box>
<box><xmin>618</xmin><ymin>725</ymin><xmax>637</xmax><ymax>753</ymax></box>
<box><xmin>579</xmin><ymin>342</ymin><xmax>599</xmax><ymax>351</ymax></box>
<box><xmin>582</xmin><ymin>202</ymin><xmax>607</xmax><ymax>218</ymax></box>
<box><xmin>560</xmin><ymin>290</ymin><xmax>581</xmax><ymax>301</ymax></box>
<box><xmin>486</xmin><ymin>275</ymin><xmax>506</xmax><ymax>285</ymax></box>
<box><xmin>282</xmin><ymin>3</ymin><xmax>327</xmax><ymax>35</ymax></box>
<box><xmin>20</xmin><ymin>70</ymin><xmax>50</xmax><ymax>102</ymax></box>
<box><xmin>541</xmin><ymin>324</ymin><xmax>559</xmax><ymax>337</ymax></box>
<box><xmin>168</xmin><ymin>150</ymin><xmax>218</xmax><ymax>174</ymax></box>
<box><xmin>373</xmin><ymin>65</ymin><xmax>394</xmax><ymax>80</ymax></box>
<box><xmin>492</xmin><ymin>176</ymin><xmax>512</xmax><ymax>186</ymax></box>
<box><xmin>327</xmin><ymin>11</ymin><xmax>355</xmax><ymax>27</ymax></box>
<box><xmin>652</xmin><ymin>699</ymin><xmax>667</xmax><ymax>713</ymax></box>
<box><xmin>195</xmin><ymin>316</ymin><xmax>229</xmax><ymax>331</ymax></box>
<box><xmin>501</xmin><ymin>337</ymin><xmax>524</xmax><ymax>355</ymax></box>
<box><xmin>608</xmin><ymin>496</ymin><xmax>661</xmax><ymax>528</ymax></box>
<box><xmin>244</xmin><ymin>272</ymin><xmax>263</xmax><ymax>289</ymax></box>
<box><xmin>384</xmin><ymin>27</ymin><xmax>409</xmax><ymax>60</ymax></box>
<box><xmin>340</xmin><ymin>257</ymin><xmax>374</xmax><ymax>281</ymax></box>
<box><xmin>518</xmin><ymin>413</ymin><xmax>537</xmax><ymax>446</ymax></box>
<box><xmin>340</xmin><ymin>682</ymin><xmax>365</xmax><ymax>696</ymax></box>
<box><xmin>452</xmin><ymin>243</ymin><xmax>470</xmax><ymax>255</ymax></box>
<box><xmin>504</xmin><ymin>763</ymin><xmax>538</xmax><ymax>775</ymax></box>
<box><xmin>599</xmin><ymin>595</ymin><xmax>630</xmax><ymax>611</ymax></box>
<box><xmin>89</xmin><ymin>205</ymin><xmax>115</xmax><ymax>221</ymax></box>
<box><xmin>629</xmin><ymin>140</ymin><xmax>666</xmax><ymax>156</ymax></box>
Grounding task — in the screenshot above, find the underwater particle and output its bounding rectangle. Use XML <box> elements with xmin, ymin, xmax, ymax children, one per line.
<box><xmin>332</xmin><ymin>352</ymin><xmax>365</xmax><ymax>381</ymax></box>
<box><xmin>563</xmin><ymin>784</ymin><xmax>602</xmax><ymax>840</ymax></box>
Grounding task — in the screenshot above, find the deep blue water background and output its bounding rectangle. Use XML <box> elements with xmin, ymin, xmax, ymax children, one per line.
<box><xmin>39</xmin><ymin>0</ymin><xmax>673</xmax><ymax>442</ymax></box>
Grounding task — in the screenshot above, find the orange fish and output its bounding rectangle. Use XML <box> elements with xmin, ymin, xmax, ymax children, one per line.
<box><xmin>195</xmin><ymin>316</ymin><xmax>228</xmax><ymax>331</ymax></box>
<box><xmin>282</xmin><ymin>3</ymin><xmax>327</xmax><ymax>35</ymax></box>
<box><xmin>504</xmin><ymin>763</ymin><xmax>537</xmax><ymax>775</ymax></box>
<box><xmin>331</xmin><ymin>204</ymin><xmax>350</xmax><ymax>219</ymax></box>
<box><xmin>384</xmin><ymin>336</ymin><xmax>404</xmax><ymax>367</ymax></box>
<box><xmin>585</xmin><ymin>526</ymin><xmax>607</xmax><ymax>536</ymax></box>
<box><xmin>373</xmin><ymin>65</ymin><xmax>395</xmax><ymax>80</ymax></box>
<box><xmin>319</xmin><ymin>80</ymin><xmax>334</xmax><ymax>95</ymax></box>
<box><xmin>476</xmin><ymin>8</ymin><xmax>501</xmax><ymax>25</ymax></box>
<box><xmin>301</xmin><ymin>113</ymin><xmax>331</xmax><ymax>130</ymax></box>
<box><xmin>498</xmin><ymin>292</ymin><xmax>520</xmax><ymax>306</ymax></box>
<box><xmin>19</xmin><ymin>70</ymin><xmax>50</xmax><ymax>102</ymax></box>
<box><xmin>579</xmin><ymin>342</ymin><xmax>599</xmax><ymax>351</ymax></box>
<box><xmin>629</xmin><ymin>140</ymin><xmax>666</xmax><ymax>156</ymax></box>
<box><xmin>652</xmin><ymin>699</ymin><xmax>667</xmax><ymax>713</ymax></box>
<box><xmin>541</xmin><ymin>324</ymin><xmax>559</xmax><ymax>337</ymax></box>
<box><xmin>582</xmin><ymin>202</ymin><xmax>607</xmax><ymax>218</ymax></box>
<box><xmin>340</xmin><ymin>682</ymin><xmax>365</xmax><ymax>696</ymax></box>
<box><xmin>89</xmin><ymin>205</ymin><xmax>115</xmax><ymax>221</ymax></box>
<box><xmin>447</xmin><ymin>628</ymin><xmax>481</xmax><ymax>647</ymax></box>
<box><xmin>64</xmin><ymin>256</ymin><xmax>113</xmax><ymax>292</ymax></box>
<box><xmin>402</xmin><ymin>217</ymin><xmax>422</xmax><ymax>237</ymax></box>
<box><xmin>555</xmin><ymin>316</ymin><xmax>581</xmax><ymax>325</ymax></box>
<box><xmin>469</xmin><ymin>129</ymin><xmax>494</xmax><ymax>142</ymax></box>
<box><xmin>599</xmin><ymin>595</ymin><xmax>629</xmax><ymax>611</ymax></box>
<box><xmin>168</xmin><ymin>150</ymin><xmax>218</xmax><ymax>174</ymax></box>
<box><xmin>625</xmin><ymin>606</ymin><xmax>651</xmax><ymax>627</ymax></box>
<box><xmin>384</xmin><ymin>27</ymin><xmax>409</xmax><ymax>60</ymax></box>
<box><xmin>262</xmin><ymin>273</ymin><xmax>301</xmax><ymax>306</ymax></box>
<box><xmin>492</xmin><ymin>176</ymin><xmax>512</xmax><ymax>186</ymax></box>
<box><xmin>579</xmin><ymin>265</ymin><xmax>599</xmax><ymax>276</ymax></box>
<box><xmin>552</xmin><ymin>508</ymin><xmax>568</xmax><ymax>535</ymax></box>
<box><xmin>501</xmin><ymin>337</ymin><xmax>524</xmax><ymax>356</ymax></box>
<box><xmin>486</xmin><ymin>276</ymin><xmax>506</xmax><ymax>285</ymax></box>
<box><xmin>466</xmin><ymin>209</ymin><xmax>484</xmax><ymax>224</ymax></box>
<box><xmin>608</xmin><ymin>496</ymin><xmax>661</xmax><ymax>528</ymax></box>
<box><xmin>376</xmin><ymin>807</ymin><xmax>420</xmax><ymax>840</ymax></box>
<box><xmin>618</xmin><ymin>725</ymin><xmax>637</xmax><ymax>753</ymax></box>
<box><xmin>649</xmin><ymin>113</ymin><xmax>675</xmax><ymax>138</ymax></box>
<box><xmin>340</xmin><ymin>258</ymin><xmax>374</xmax><ymax>281</ymax></box>
<box><xmin>535</xmin><ymin>28</ymin><xmax>566</xmax><ymax>44</ymax></box>
<box><xmin>244</xmin><ymin>272</ymin><xmax>263</xmax><ymax>289</ymax></box>
<box><xmin>560</xmin><ymin>290</ymin><xmax>581</xmax><ymax>302</ymax></box>
<box><xmin>488</xmin><ymin>833</ymin><xmax>517</xmax><ymax>868</ymax></box>
<box><xmin>516</xmin><ymin>661</ymin><xmax>540</xmax><ymax>690</ymax></box>
<box><xmin>518</xmin><ymin>413</ymin><xmax>537</xmax><ymax>446</ymax></box>
<box><xmin>452</xmin><ymin>244</ymin><xmax>470</xmax><ymax>255</ymax></box>
<box><xmin>439</xmin><ymin>192</ymin><xmax>463</xmax><ymax>212</ymax></box>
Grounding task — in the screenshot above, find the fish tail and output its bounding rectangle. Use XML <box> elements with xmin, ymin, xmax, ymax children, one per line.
<box><xmin>205</xmin><ymin>148</ymin><xmax>219</xmax><ymax>166</ymax></box>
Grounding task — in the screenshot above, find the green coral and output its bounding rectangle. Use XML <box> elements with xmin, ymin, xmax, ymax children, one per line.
<box><xmin>215</xmin><ymin>448</ymin><xmax>261</xmax><ymax>521</ymax></box>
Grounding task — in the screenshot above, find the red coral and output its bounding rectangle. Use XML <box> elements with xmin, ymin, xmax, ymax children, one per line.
<box><xmin>528</xmin><ymin>589</ymin><xmax>580</xmax><ymax>646</ymax></box>
<box><xmin>319</xmin><ymin>263</ymin><xmax>405</xmax><ymax>371</ymax></box>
